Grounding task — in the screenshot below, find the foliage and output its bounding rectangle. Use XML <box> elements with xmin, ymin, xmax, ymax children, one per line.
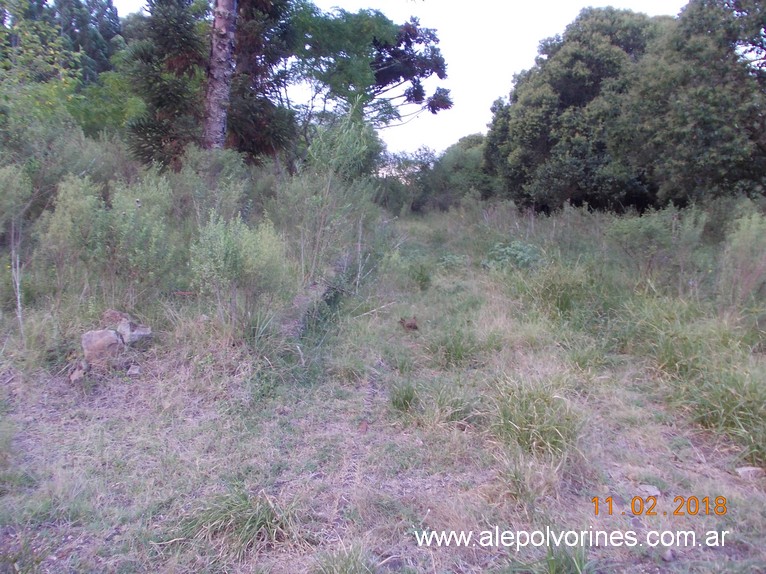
<box><xmin>66</xmin><ymin>71</ymin><xmax>145</xmax><ymax>135</ymax></box>
<box><xmin>36</xmin><ymin>172</ymin><xmax>184</xmax><ymax>300</ymax></box>
<box><xmin>0</xmin><ymin>165</ymin><xmax>33</xmax><ymax>236</ymax></box>
<box><xmin>484</xmin><ymin>3</ymin><xmax>766</xmax><ymax>211</ymax></box>
<box><xmin>191</xmin><ymin>214</ymin><xmax>294</xmax><ymax>324</ymax></box>
<box><xmin>292</xmin><ymin>6</ymin><xmax>452</xmax><ymax>126</ymax></box>
<box><xmin>125</xmin><ymin>0</ymin><xmax>207</xmax><ymax>165</ymax></box>
<box><xmin>266</xmin><ymin>113</ymin><xmax>380</xmax><ymax>283</ymax></box>
<box><xmin>482</xmin><ymin>241</ymin><xmax>544</xmax><ymax>270</ymax></box>
<box><xmin>484</xmin><ymin>8</ymin><xmax>661</xmax><ymax>210</ymax></box>
<box><xmin>168</xmin><ymin>145</ymin><xmax>249</xmax><ymax>228</ymax></box>
<box><xmin>221</xmin><ymin>0</ymin><xmax>297</xmax><ymax>158</ymax></box>
<box><xmin>614</xmin><ymin>0</ymin><xmax>766</xmax><ymax>206</ymax></box>
<box><xmin>55</xmin><ymin>0</ymin><xmax>122</xmax><ymax>82</ymax></box>
<box><xmin>396</xmin><ymin>134</ymin><xmax>499</xmax><ymax>212</ymax></box>
<box><xmin>0</xmin><ymin>5</ymin><xmax>80</xmax><ymax>83</ymax></box>
<box><xmin>717</xmin><ymin>212</ymin><xmax>766</xmax><ymax>310</ymax></box>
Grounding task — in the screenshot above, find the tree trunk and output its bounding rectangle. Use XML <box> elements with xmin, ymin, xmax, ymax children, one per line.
<box><xmin>203</xmin><ymin>0</ymin><xmax>237</xmax><ymax>149</ymax></box>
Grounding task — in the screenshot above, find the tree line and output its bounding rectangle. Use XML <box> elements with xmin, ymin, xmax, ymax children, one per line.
<box><xmin>478</xmin><ymin>0</ymin><xmax>766</xmax><ymax>212</ymax></box>
<box><xmin>2</xmin><ymin>0</ymin><xmax>765</xmax><ymax>215</ymax></box>
<box><xmin>1</xmin><ymin>0</ymin><xmax>453</xmax><ymax>168</ymax></box>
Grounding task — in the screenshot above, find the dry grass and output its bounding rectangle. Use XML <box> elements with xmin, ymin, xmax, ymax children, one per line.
<box><xmin>1</xmin><ymin>208</ymin><xmax>765</xmax><ymax>573</ymax></box>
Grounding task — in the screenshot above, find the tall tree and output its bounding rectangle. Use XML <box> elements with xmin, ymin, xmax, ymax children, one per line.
<box><xmin>125</xmin><ymin>0</ymin><xmax>206</xmax><ymax>165</ymax></box>
<box><xmin>614</xmin><ymin>0</ymin><xmax>766</xmax><ymax>205</ymax></box>
<box><xmin>202</xmin><ymin>0</ymin><xmax>236</xmax><ymax>148</ymax></box>
<box><xmin>225</xmin><ymin>0</ymin><xmax>296</xmax><ymax>157</ymax></box>
<box><xmin>484</xmin><ymin>7</ymin><xmax>660</xmax><ymax>210</ymax></box>
<box><xmin>292</xmin><ymin>8</ymin><xmax>452</xmax><ymax>126</ymax></box>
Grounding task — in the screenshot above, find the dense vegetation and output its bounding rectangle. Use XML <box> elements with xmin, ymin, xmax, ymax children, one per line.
<box><xmin>1</xmin><ymin>0</ymin><xmax>765</xmax><ymax>572</ymax></box>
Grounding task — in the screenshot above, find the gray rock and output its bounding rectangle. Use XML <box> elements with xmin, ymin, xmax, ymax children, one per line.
<box><xmin>82</xmin><ymin>330</ymin><xmax>123</xmax><ymax>368</ymax></box>
<box><xmin>116</xmin><ymin>317</ymin><xmax>152</xmax><ymax>346</ymax></box>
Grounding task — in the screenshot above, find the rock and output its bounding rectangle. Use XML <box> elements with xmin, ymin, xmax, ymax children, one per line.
<box><xmin>127</xmin><ymin>364</ymin><xmax>142</xmax><ymax>377</ymax></box>
<box><xmin>116</xmin><ymin>317</ymin><xmax>152</xmax><ymax>346</ymax></box>
<box><xmin>101</xmin><ymin>309</ymin><xmax>152</xmax><ymax>346</ymax></box>
<box><xmin>101</xmin><ymin>308</ymin><xmax>131</xmax><ymax>327</ymax></box>
<box><xmin>68</xmin><ymin>360</ymin><xmax>89</xmax><ymax>384</ymax></box>
<box><xmin>661</xmin><ymin>548</ymin><xmax>676</xmax><ymax>562</ymax></box>
<box><xmin>82</xmin><ymin>330</ymin><xmax>123</xmax><ymax>368</ymax></box>
<box><xmin>638</xmin><ymin>484</ymin><xmax>661</xmax><ymax>498</ymax></box>
<box><xmin>736</xmin><ymin>466</ymin><xmax>765</xmax><ymax>480</ymax></box>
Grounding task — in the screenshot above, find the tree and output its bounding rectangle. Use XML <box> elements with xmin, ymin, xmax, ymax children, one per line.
<box><xmin>292</xmin><ymin>8</ymin><xmax>452</xmax><ymax>127</ymax></box>
<box><xmin>202</xmin><ymin>0</ymin><xmax>236</xmax><ymax>148</ymax></box>
<box><xmin>55</xmin><ymin>0</ymin><xmax>121</xmax><ymax>82</ymax></box>
<box><xmin>724</xmin><ymin>0</ymin><xmax>766</xmax><ymax>86</ymax></box>
<box><xmin>225</xmin><ymin>0</ymin><xmax>296</xmax><ymax>158</ymax></box>
<box><xmin>125</xmin><ymin>0</ymin><xmax>206</xmax><ymax>165</ymax></box>
<box><xmin>614</xmin><ymin>0</ymin><xmax>766</xmax><ymax>205</ymax></box>
<box><xmin>484</xmin><ymin>7</ymin><xmax>660</xmax><ymax>210</ymax></box>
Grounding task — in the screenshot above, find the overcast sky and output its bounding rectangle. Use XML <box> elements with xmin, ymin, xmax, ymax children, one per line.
<box><xmin>112</xmin><ymin>0</ymin><xmax>689</xmax><ymax>154</ymax></box>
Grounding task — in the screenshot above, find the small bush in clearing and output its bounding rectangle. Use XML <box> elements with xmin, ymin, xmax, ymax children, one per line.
<box><xmin>482</xmin><ymin>240</ymin><xmax>544</xmax><ymax>270</ymax></box>
<box><xmin>191</xmin><ymin>214</ymin><xmax>295</xmax><ymax>327</ymax></box>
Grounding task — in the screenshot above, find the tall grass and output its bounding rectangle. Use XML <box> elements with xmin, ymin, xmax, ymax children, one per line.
<box><xmin>173</xmin><ymin>488</ymin><xmax>301</xmax><ymax>561</ymax></box>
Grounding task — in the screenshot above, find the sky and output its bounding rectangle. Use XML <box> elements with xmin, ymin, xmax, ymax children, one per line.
<box><xmin>112</xmin><ymin>0</ymin><xmax>689</xmax><ymax>154</ymax></box>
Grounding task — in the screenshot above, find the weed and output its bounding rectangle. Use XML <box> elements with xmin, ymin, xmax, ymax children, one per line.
<box><xmin>173</xmin><ymin>488</ymin><xmax>300</xmax><ymax>561</ymax></box>
<box><xmin>491</xmin><ymin>376</ymin><xmax>581</xmax><ymax>457</ymax></box>
<box><xmin>313</xmin><ymin>544</ymin><xmax>377</xmax><ymax>574</ymax></box>
<box><xmin>408</xmin><ymin>260</ymin><xmax>432</xmax><ymax>291</ymax></box>
<box><xmin>429</xmin><ymin>328</ymin><xmax>480</xmax><ymax>369</ymax></box>
<box><xmin>483</xmin><ymin>240</ymin><xmax>545</xmax><ymax>270</ymax></box>
<box><xmin>438</xmin><ymin>253</ymin><xmax>468</xmax><ymax>270</ymax></box>
<box><xmin>390</xmin><ymin>380</ymin><xmax>419</xmax><ymax>413</ymax></box>
<box><xmin>717</xmin><ymin>212</ymin><xmax>766</xmax><ymax>312</ymax></box>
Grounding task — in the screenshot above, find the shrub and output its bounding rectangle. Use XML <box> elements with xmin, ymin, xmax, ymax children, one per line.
<box><xmin>717</xmin><ymin>212</ymin><xmax>766</xmax><ymax>312</ymax></box>
<box><xmin>605</xmin><ymin>206</ymin><xmax>712</xmax><ymax>296</ymax></box>
<box><xmin>191</xmin><ymin>214</ymin><xmax>295</xmax><ymax>326</ymax></box>
<box><xmin>606</xmin><ymin>208</ymin><xmax>674</xmax><ymax>282</ymax></box>
<box><xmin>266</xmin><ymin>112</ymin><xmax>381</xmax><ymax>284</ymax></box>
<box><xmin>108</xmin><ymin>172</ymin><xmax>184</xmax><ymax>295</ymax></box>
<box><xmin>37</xmin><ymin>172</ymin><xmax>184</xmax><ymax>301</ymax></box>
<box><xmin>482</xmin><ymin>240</ymin><xmax>544</xmax><ymax>270</ymax></box>
<box><xmin>168</xmin><ymin>145</ymin><xmax>249</xmax><ymax>228</ymax></box>
<box><xmin>0</xmin><ymin>165</ymin><xmax>33</xmax><ymax>235</ymax></box>
<box><xmin>35</xmin><ymin>175</ymin><xmax>109</xmax><ymax>283</ymax></box>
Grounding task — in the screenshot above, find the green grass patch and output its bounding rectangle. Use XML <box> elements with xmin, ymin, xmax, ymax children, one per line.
<box><xmin>490</xmin><ymin>376</ymin><xmax>582</xmax><ymax>457</ymax></box>
<box><xmin>313</xmin><ymin>544</ymin><xmax>377</xmax><ymax>574</ymax></box>
<box><xmin>172</xmin><ymin>488</ymin><xmax>300</xmax><ymax>561</ymax></box>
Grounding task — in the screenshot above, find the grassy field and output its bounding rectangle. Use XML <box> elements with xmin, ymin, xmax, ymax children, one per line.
<box><xmin>1</xmin><ymin>202</ymin><xmax>765</xmax><ymax>573</ymax></box>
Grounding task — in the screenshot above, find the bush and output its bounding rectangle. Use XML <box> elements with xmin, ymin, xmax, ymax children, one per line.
<box><xmin>35</xmin><ymin>175</ymin><xmax>109</xmax><ymax>281</ymax></box>
<box><xmin>482</xmin><ymin>240</ymin><xmax>545</xmax><ymax>270</ymax></box>
<box><xmin>191</xmin><ymin>214</ymin><xmax>295</xmax><ymax>326</ymax></box>
<box><xmin>606</xmin><ymin>208</ymin><xmax>674</xmax><ymax>282</ymax></box>
<box><xmin>168</xmin><ymin>145</ymin><xmax>249</xmax><ymax>228</ymax></box>
<box><xmin>606</xmin><ymin>206</ymin><xmax>710</xmax><ymax>295</ymax></box>
<box><xmin>36</xmin><ymin>172</ymin><xmax>184</xmax><ymax>301</ymax></box>
<box><xmin>717</xmin><ymin>212</ymin><xmax>766</xmax><ymax>312</ymax></box>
